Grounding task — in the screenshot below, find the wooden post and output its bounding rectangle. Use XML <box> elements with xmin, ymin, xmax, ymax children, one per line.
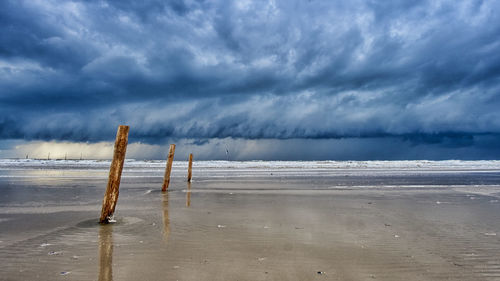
<box><xmin>162</xmin><ymin>144</ymin><xmax>176</xmax><ymax>191</ymax></box>
<box><xmin>187</xmin><ymin>153</ymin><xmax>193</xmax><ymax>182</ymax></box>
<box><xmin>99</xmin><ymin>125</ymin><xmax>129</xmax><ymax>224</ymax></box>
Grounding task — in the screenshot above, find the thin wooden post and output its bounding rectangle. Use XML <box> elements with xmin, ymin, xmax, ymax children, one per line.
<box><xmin>187</xmin><ymin>153</ymin><xmax>193</xmax><ymax>182</ymax></box>
<box><xmin>100</xmin><ymin>125</ymin><xmax>129</xmax><ymax>224</ymax></box>
<box><xmin>162</xmin><ymin>144</ymin><xmax>176</xmax><ymax>191</ymax></box>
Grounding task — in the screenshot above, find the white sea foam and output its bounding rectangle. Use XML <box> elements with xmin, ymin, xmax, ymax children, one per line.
<box><xmin>0</xmin><ymin>159</ymin><xmax>499</xmax><ymax>179</ymax></box>
<box><xmin>1</xmin><ymin>159</ymin><xmax>500</xmax><ymax>169</ymax></box>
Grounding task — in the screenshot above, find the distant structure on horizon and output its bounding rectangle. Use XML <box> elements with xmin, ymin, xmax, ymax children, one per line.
<box><xmin>225</xmin><ymin>144</ymin><xmax>230</xmax><ymax>161</ymax></box>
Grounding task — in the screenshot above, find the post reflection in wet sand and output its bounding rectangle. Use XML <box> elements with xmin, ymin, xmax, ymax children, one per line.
<box><xmin>186</xmin><ymin>182</ymin><xmax>191</xmax><ymax>207</ymax></box>
<box><xmin>98</xmin><ymin>225</ymin><xmax>113</xmax><ymax>281</ymax></box>
<box><xmin>162</xmin><ymin>193</ymin><xmax>170</xmax><ymax>242</ymax></box>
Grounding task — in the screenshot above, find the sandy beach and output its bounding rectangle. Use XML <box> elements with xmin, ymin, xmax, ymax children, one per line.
<box><xmin>1</xmin><ymin>160</ymin><xmax>500</xmax><ymax>280</ymax></box>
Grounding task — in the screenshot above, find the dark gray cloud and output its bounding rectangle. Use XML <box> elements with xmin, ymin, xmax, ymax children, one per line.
<box><xmin>1</xmin><ymin>0</ymin><xmax>500</xmax><ymax>159</ymax></box>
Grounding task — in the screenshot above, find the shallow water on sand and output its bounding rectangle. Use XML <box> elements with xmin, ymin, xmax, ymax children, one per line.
<box><xmin>1</xmin><ymin>160</ymin><xmax>500</xmax><ymax>280</ymax></box>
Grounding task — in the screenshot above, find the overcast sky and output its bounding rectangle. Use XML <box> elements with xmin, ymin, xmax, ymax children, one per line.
<box><xmin>1</xmin><ymin>0</ymin><xmax>500</xmax><ymax>160</ymax></box>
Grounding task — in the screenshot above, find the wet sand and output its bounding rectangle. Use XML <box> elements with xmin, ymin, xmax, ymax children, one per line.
<box><xmin>1</xmin><ymin>160</ymin><xmax>500</xmax><ymax>280</ymax></box>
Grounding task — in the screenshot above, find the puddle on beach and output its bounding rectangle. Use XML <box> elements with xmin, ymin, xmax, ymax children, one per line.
<box><xmin>1</xmin><ymin>164</ymin><xmax>500</xmax><ymax>280</ymax></box>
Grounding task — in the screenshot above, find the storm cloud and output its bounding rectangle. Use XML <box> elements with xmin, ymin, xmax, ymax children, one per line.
<box><xmin>1</xmin><ymin>0</ymin><xmax>500</xmax><ymax>159</ymax></box>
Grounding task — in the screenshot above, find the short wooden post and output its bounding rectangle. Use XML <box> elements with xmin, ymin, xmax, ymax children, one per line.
<box><xmin>99</xmin><ymin>125</ymin><xmax>129</xmax><ymax>224</ymax></box>
<box><xmin>162</xmin><ymin>144</ymin><xmax>176</xmax><ymax>191</ymax></box>
<box><xmin>187</xmin><ymin>153</ymin><xmax>193</xmax><ymax>182</ymax></box>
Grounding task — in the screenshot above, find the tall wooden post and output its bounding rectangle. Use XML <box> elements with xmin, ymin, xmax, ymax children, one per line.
<box><xmin>187</xmin><ymin>153</ymin><xmax>193</xmax><ymax>182</ymax></box>
<box><xmin>162</xmin><ymin>144</ymin><xmax>176</xmax><ymax>191</ymax></box>
<box><xmin>100</xmin><ymin>125</ymin><xmax>129</xmax><ymax>224</ymax></box>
